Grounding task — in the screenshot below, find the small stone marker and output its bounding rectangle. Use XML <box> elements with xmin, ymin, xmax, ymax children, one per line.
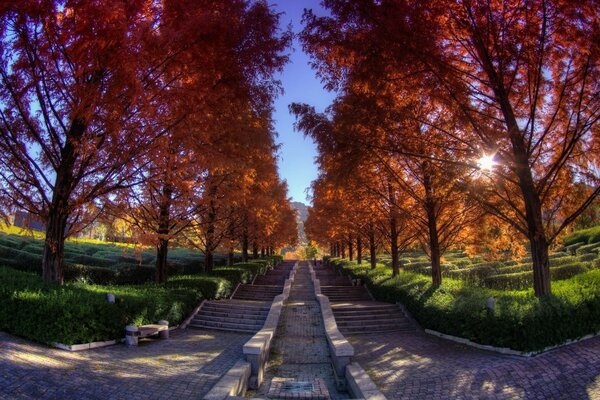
<box><xmin>125</xmin><ymin>325</ymin><xmax>139</xmax><ymax>346</ymax></box>
<box><xmin>486</xmin><ymin>297</ymin><xmax>496</xmax><ymax>313</ymax></box>
<box><xmin>158</xmin><ymin>320</ymin><xmax>169</xmax><ymax>339</ymax></box>
<box><xmin>106</xmin><ymin>293</ymin><xmax>115</xmax><ymax>304</ymax></box>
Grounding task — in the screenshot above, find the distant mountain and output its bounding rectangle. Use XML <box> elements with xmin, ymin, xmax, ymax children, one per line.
<box><xmin>291</xmin><ymin>201</ymin><xmax>309</xmax><ymax>244</ymax></box>
<box><xmin>291</xmin><ymin>201</ymin><xmax>309</xmax><ymax>223</ymax></box>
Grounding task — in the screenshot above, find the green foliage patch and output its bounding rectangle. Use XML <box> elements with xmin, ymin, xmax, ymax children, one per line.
<box><xmin>328</xmin><ymin>257</ymin><xmax>600</xmax><ymax>352</ymax></box>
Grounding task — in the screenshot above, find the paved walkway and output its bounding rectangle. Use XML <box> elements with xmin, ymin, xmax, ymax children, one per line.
<box><xmin>350</xmin><ymin>330</ymin><xmax>600</xmax><ymax>399</ymax></box>
<box><xmin>0</xmin><ymin>329</ymin><xmax>251</xmax><ymax>400</ymax></box>
<box><xmin>252</xmin><ymin>262</ymin><xmax>348</xmax><ymax>399</ymax></box>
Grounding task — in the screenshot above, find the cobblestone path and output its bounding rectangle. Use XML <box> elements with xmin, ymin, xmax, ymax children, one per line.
<box><xmin>0</xmin><ymin>329</ymin><xmax>251</xmax><ymax>400</ymax></box>
<box><xmin>349</xmin><ymin>330</ymin><xmax>600</xmax><ymax>400</ymax></box>
<box><xmin>252</xmin><ymin>262</ymin><xmax>348</xmax><ymax>399</ymax></box>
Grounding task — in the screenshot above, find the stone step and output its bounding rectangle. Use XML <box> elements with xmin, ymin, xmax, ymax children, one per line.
<box><xmin>336</xmin><ymin>318</ymin><xmax>409</xmax><ymax>327</ymax></box>
<box><xmin>331</xmin><ymin>304</ymin><xmax>399</xmax><ymax>312</ymax></box>
<box><xmin>193</xmin><ymin>314</ymin><xmax>266</xmax><ymax>325</ymax></box>
<box><xmin>232</xmin><ymin>292</ymin><xmax>278</xmax><ymax>298</ymax></box>
<box><xmin>205</xmin><ymin>299</ymin><xmax>271</xmax><ymax>308</ymax></box>
<box><xmin>339</xmin><ymin>325</ymin><xmax>415</xmax><ymax>335</ymax></box>
<box><xmin>200</xmin><ymin>309</ymin><xmax>269</xmax><ymax>319</ymax></box>
<box><xmin>188</xmin><ymin>321</ymin><xmax>262</xmax><ymax>333</ymax></box>
<box><xmin>334</xmin><ymin>313</ymin><xmax>405</xmax><ymax>321</ymax></box>
<box><xmin>203</xmin><ymin>303</ymin><xmax>270</xmax><ymax>313</ymax></box>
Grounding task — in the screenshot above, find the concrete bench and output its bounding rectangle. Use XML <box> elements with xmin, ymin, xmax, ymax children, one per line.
<box><xmin>125</xmin><ymin>320</ymin><xmax>169</xmax><ymax>346</ymax></box>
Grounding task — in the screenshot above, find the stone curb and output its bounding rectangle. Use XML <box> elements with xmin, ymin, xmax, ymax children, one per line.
<box><xmin>345</xmin><ymin>362</ymin><xmax>388</xmax><ymax>400</ymax></box>
<box><xmin>308</xmin><ymin>262</ymin><xmax>354</xmax><ymax>380</ymax></box>
<box><xmin>52</xmin><ymin>339</ymin><xmax>120</xmax><ymax>352</ymax></box>
<box><xmin>203</xmin><ymin>360</ymin><xmax>251</xmax><ymax>400</ymax></box>
<box><xmin>180</xmin><ymin>299</ymin><xmax>206</xmax><ymax>330</ymax></box>
<box><xmin>243</xmin><ymin>261</ymin><xmax>298</xmax><ymax>389</ymax></box>
<box><xmin>425</xmin><ymin>328</ymin><xmax>600</xmax><ymax>357</ymax></box>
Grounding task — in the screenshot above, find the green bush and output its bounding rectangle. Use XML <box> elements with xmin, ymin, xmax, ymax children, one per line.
<box><xmin>0</xmin><ymin>245</ymin><xmax>42</xmax><ymax>273</ymax></box>
<box><xmin>115</xmin><ymin>266</ymin><xmax>157</xmax><ymax>285</ymax></box>
<box><xmin>166</xmin><ymin>275</ymin><xmax>232</xmax><ymax>299</ymax></box>
<box><xmin>578</xmin><ymin>253</ymin><xmax>597</xmax><ymax>262</ymax></box>
<box><xmin>563</xmin><ymin>226</ymin><xmax>600</xmax><ymax>246</ymax></box>
<box><xmin>576</xmin><ymin>243</ymin><xmax>600</xmax><ymax>255</ymax></box>
<box><xmin>484</xmin><ymin>263</ymin><xmax>590</xmax><ymax>291</ymax></box>
<box><xmin>63</xmin><ymin>264</ymin><xmax>117</xmax><ymax>285</ymax></box>
<box><xmin>329</xmin><ymin>258</ymin><xmax>600</xmax><ymax>352</ymax></box>
<box><xmin>212</xmin><ymin>267</ymin><xmax>253</xmax><ymax>284</ymax></box>
<box><xmin>445</xmin><ymin>265</ymin><xmax>498</xmax><ymax>284</ymax></box>
<box><xmin>0</xmin><ymin>267</ymin><xmax>200</xmax><ymax>345</ymax></box>
<box><xmin>234</xmin><ymin>262</ymin><xmax>268</xmax><ymax>276</ymax></box>
<box><xmin>65</xmin><ymin>253</ymin><xmax>116</xmax><ymax>268</ymax></box>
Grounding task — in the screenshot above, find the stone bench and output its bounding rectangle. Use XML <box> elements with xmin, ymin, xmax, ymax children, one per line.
<box><xmin>125</xmin><ymin>320</ymin><xmax>169</xmax><ymax>346</ymax></box>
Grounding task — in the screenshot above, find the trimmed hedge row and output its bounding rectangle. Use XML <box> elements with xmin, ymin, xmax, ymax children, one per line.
<box><xmin>328</xmin><ymin>257</ymin><xmax>600</xmax><ymax>352</ymax></box>
<box><xmin>0</xmin><ymin>267</ymin><xmax>201</xmax><ymax>345</ymax></box>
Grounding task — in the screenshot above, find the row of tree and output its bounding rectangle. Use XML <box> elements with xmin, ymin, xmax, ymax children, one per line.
<box><xmin>294</xmin><ymin>0</ymin><xmax>599</xmax><ymax>296</ymax></box>
<box><xmin>0</xmin><ymin>0</ymin><xmax>297</xmax><ymax>284</ymax></box>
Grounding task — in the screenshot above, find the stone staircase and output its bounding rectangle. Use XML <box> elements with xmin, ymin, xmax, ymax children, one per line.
<box><xmin>314</xmin><ymin>263</ymin><xmax>414</xmax><ymax>335</ymax></box>
<box><xmin>331</xmin><ymin>302</ymin><xmax>414</xmax><ymax>335</ymax></box>
<box><xmin>231</xmin><ymin>284</ymin><xmax>283</xmax><ymax>301</ymax></box>
<box><xmin>320</xmin><ymin>286</ymin><xmax>373</xmax><ymax>302</ymax></box>
<box><xmin>188</xmin><ymin>300</ymin><xmax>270</xmax><ymax>333</ymax></box>
<box><xmin>188</xmin><ymin>261</ymin><xmax>295</xmax><ymax>333</ymax></box>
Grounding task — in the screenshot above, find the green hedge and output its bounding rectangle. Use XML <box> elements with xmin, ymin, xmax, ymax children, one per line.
<box><xmin>563</xmin><ymin>226</ymin><xmax>600</xmax><ymax>246</ymax></box>
<box><xmin>212</xmin><ymin>267</ymin><xmax>253</xmax><ymax>284</ymax></box>
<box><xmin>484</xmin><ymin>263</ymin><xmax>590</xmax><ymax>290</ymax></box>
<box><xmin>0</xmin><ymin>267</ymin><xmax>201</xmax><ymax>345</ymax></box>
<box><xmin>166</xmin><ymin>275</ymin><xmax>232</xmax><ymax>299</ymax></box>
<box><xmin>328</xmin><ymin>257</ymin><xmax>600</xmax><ymax>352</ymax></box>
<box><xmin>234</xmin><ymin>262</ymin><xmax>269</xmax><ymax>276</ymax></box>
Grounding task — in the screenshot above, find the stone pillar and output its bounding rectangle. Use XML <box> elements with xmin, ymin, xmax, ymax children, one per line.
<box><xmin>158</xmin><ymin>320</ymin><xmax>169</xmax><ymax>339</ymax></box>
<box><xmin>125</xmin><ymin>325</ymin><xmax>139</xmax><ymax>346</ymax></box>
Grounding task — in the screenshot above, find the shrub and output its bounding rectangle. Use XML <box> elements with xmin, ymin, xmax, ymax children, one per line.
<box><xmin>576</xmin><ymin>243</ymin><xmax>600</xmax><ymax>255</ymax></box>
<box><xmin>550</xmin><ymin>256</ymin><xmax>578</xmax><ymax>267</ymax></box>
<box><xmin>166</xmin><ymin>275</ymin><xmax>232</xmax><ymax>299</ymax></box>
<box><xmin>234</xmin><ymin>262</ymin><xmax>268</xmax><ymax>276</ymax></box>
<box><xmin>565</xmin><ymin>243</ymin><xmax>584</xmax><ymax>255</ymax></box>
<box><xmin>0</xmin><ymin>245</ymin><xmax>42</xmax><ymax>273</ymax></box>
<box><xmin>578</xmin><ymin>253</ymin><xmax>597</xmax><ymax>262</ymax></box>
<box><xmin>0</xmin><ymin>267</ymin><xmax>200</xmax><ymax>345</ymax></box>
<box><xmin>115</xmin><ymin>266</ymin><xmax>156</xmax><ymax>285</ymax></box>
<box><xmin>330</xmin><ymin>258</ymin><xmax>600</xmax><ymax>352</ymax></box>
<box><xmin>445</xmin><ymin>265</ymin><xmax>498</xmax><ymax>284</ymax></box>
<box><xmin>212</xmin><ymin>267</ymin><xmax>252</xmax><ymax>284</ymax></box>
<box><xmin>63</xmin><ymin>264</ymin><xmax>117</xmax><ymax>285</ymax></box>
<box><xmin>65</xmin><ymin>253</ymin><xmax>116</xmax><ymax>268</ymax></box>
<box><xmin>563</xmin><ymin>226</ymin><xmax>600</xmax><ymax>246</ymax></box>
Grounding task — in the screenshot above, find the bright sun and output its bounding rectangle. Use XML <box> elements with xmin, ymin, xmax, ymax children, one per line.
<box><xmin>477</xmin><ymin>154</ymin><xmax>496</xmax><ymax>171</ymax></box>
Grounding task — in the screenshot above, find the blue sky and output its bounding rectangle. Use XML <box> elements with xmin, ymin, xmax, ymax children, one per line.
<box><xmin>270</xmin><ymin>1</ymin><xmax>335</xmax><ymax>205</ymax></box>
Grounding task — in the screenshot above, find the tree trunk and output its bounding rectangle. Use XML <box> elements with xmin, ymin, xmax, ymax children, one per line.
<box><xmin>356</xmin><ymin>235</ymin><xmax>362</xmax><ymax>264</ymax></box>
<box><xmin>388</xmin><ymin>183</ymin><xmax>399</xmax><ymax>277</ymax></box>
<box><xmin>228</xmin><ymin>247</ymin><xmax>234</xmax><ymax>266</ymax></box>
<box><xmin>242</xmin><ymin>231</ymin><xmax>249</xmax><ymax>262</ymax></box>
<box><xmin>369</xmin><ymin>225</ymin><xmax>376</xmax><ymax>270</ymax></box>
<box><xmin>252</xmin><ymin>242</ymin><xmax>258</xmax><ymax>259</ymax></box>
<box><xmin>390</xmin><ymin>215</ymin><xmax>399</xmax><ymax>277</ymax></box>
<box><xmin>155</xmin><ymin>182</ymin><xmax>173</xmax><ymax>283</ymax></box>
<box><xmin>42</xmin><ymin>210</ymin><xmax>68</xmax><ymax>284</ymax></box>
<box><xmin>42</xmin><ymin>118</ymin><xmax>86</xmax><ymax>284</ymax></box>
<box><xmin>424</xmin><ymin>172</ymin><xmax>441</xmax><ymax>287</ymax></box>
<box><xmin>205</xmin><ymin>249</ymin><xmax>214</xmax><ymax>273</ymax></box>
<box><xmin>261</xmin><ymin>247</ymin><xmax>265</xmax><ymax>257</ymax></box>
<box><xmin>341</xmin><ymin>242</ymin><xmax>346</xmax><ymax>258</ymax></box>
<box><xmin>472</xmin><ymin>35</ymin><xmax>551</xmax><ymax>296</ymax></box>
<box><xmin>348</xmin><ymin>238</ymin><xmax>354</xmax><ymax>261</ymax></box>
<box><xmin>156</xmin><ymin>238</ymin><xmax>169</xmax><ymax>284</ymax></box>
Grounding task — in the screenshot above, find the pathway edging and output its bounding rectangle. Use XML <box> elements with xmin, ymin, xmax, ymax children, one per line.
<box><xmin>243</xmin><ymin>261</ymin><xmax>298</xmax><ymax>389</ymax></box>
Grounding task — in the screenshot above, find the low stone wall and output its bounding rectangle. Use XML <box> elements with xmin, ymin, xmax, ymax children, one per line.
<box><xmin>308</xmin><ymin>262</ymin><xmax>354</xmax><ymax>382</ymax></box>
<box><xmin>345</xmin><ymin>362</ymin><xmax>388</xmax><ymax>400</ymax></box>
<box><xmin>203</xmin><ymin>360</ymin><xmax>251</xmax><ymax>400</ymax></box>
<box><xmin>243</xmin><ymin>261</ymin><xmax>298</xmax><ymax>389</ymax></box>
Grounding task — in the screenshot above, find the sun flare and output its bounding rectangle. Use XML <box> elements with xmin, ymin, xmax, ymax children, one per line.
<box><xmin>477</xmin><ymin>154</ymin><xmax>496</xmax><ymax>171</ymax></box>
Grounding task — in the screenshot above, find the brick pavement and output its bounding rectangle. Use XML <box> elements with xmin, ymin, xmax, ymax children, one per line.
<box><xmin>349</xmin><ymin>330</ymin><xmax>600</xmax><ymax>400</ymax></box>
<box><xmin>251</xmin><ymin>262</ymin><xmax>348</xmax><ymax>399</ymax></box>
<box><xmin>0</xmin><ymin>329</ymin><xmax>251</xmax><ymax>400</ymax></box>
